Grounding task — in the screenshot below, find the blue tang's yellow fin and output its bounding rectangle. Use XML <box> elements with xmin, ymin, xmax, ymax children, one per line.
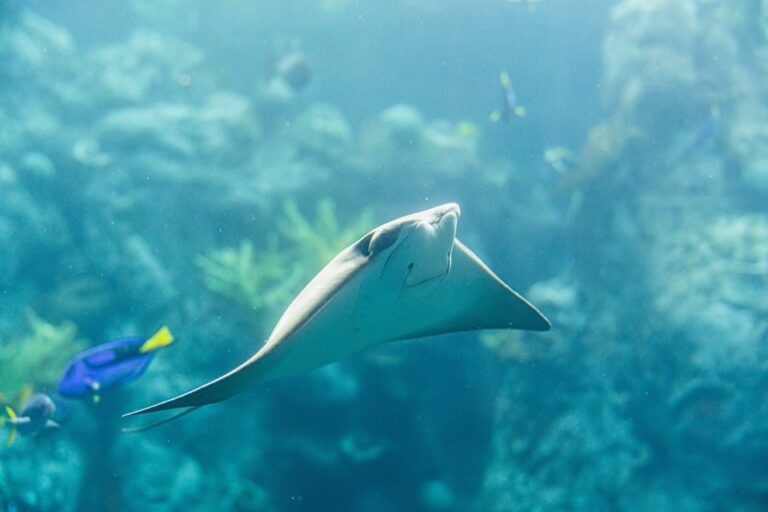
<box><xmin>140</xmin><ymin>326</ymin><xmax>174</xmax><ymax>354</ymax></box>
<box><xmin>5</xmin><ymin>428</ymin><xmax>16</xmax><ymax>447</ymax></box>
<box><xmin>499</xmin><ymin>71</ymin><xmax>512</xmax><ymax>88</ymax></box>
<box><xmin>4</xmin><ymin>406</ymin><xmax>16</xmax><ymax>447</ymax></box>
<box><xmin>18</xmin><ymin>385</ymin><xmax>32</xmax><ymax>408</ymax></box>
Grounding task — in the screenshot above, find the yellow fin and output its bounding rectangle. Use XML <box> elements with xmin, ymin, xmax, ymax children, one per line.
<box><xmin>18</xmin><ymin>385</ymin><xmax>32</xmax><ymax>408</ymax></box>
<box><xmin>140</xmin><ymin>326</ymin><xmax>174</xmax><ymax>354</ymax></box>
<box><xmin>489</xmin><ymin>110</ymin><xmax>502</xmax><ymax>123</ymax></box>
<box><xmin>6</xmin><ymin>428</ymin><xmax>16</xmax><ymax>448</ymax></box>
<box><xmin>457</xmin><ymin>121</ymin><xmax>479</xmax><ymax>139</ymax></box>
<box><xmin>514</xmin><ymin>106</ymin><xmax>527</xmax><ymax>117</ymax></box>
<box><xmin>499</xmin><ymin>71</ymin><xmax>512</xmax><ymax>88</ymax></box>
<box><xmin>3</xmin><ymin>406</ymin><xmax>16</xmax><ymax>447</ymax></box>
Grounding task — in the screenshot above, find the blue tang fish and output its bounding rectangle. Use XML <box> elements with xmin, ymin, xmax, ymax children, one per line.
<box><xmin>490</xmin><ymin>71</ymin><xmax>526</xmax><ymax>122</ymax></box>
<box><xmin>1</xmin><ymin>393</ymin><xmax>59</xmax><ymax>447</ymax></box>
<box><xmin>58</xmin><ymin>326</ymin><xmax>174</xmax><ymax>403</ymax></box>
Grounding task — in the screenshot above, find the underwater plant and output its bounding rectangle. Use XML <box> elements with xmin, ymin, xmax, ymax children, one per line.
<box><xmin>196</xmin><ymin>239</ymin><xmax>299</xmax><ymax>314</ymax></box>
<box><xmin>197</xmin><ymin>199</ymin><xmax>372</xmax><ymax>318</ymax></box>
<box><xmin>0</xmin><ymin>311</ymin><xmax>85</xmax><ymax>403</ymax></box>
<box><xmin>278</xmin><ymin>199</ymin><xmax>373</xmax><ymax>270</ymax></box>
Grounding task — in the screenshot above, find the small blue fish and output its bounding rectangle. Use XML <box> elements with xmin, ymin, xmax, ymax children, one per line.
<box><xmin>1</xmin><ymin>393</ymin><xmax>59</xmax><ymax>447</ymax></box>
<box><xmin>676</xmin><ymin>105</ymin><xmax>720</xmax><ymax>162</ymax></box>
<box><xmin>58</xmin><ymin>326</ymin><xmax>174</xmax><ymax>403</ymax></box>
<box><xmin>490</xmin><ymin>71</ymin><xmax>526</xmax><ymax>122</ymax></box>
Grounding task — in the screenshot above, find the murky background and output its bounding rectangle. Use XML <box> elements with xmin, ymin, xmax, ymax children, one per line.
<box><xmin>1</xmin><ymin>0</ymin><xmax>767</xmax><ymax>511</ymax></box>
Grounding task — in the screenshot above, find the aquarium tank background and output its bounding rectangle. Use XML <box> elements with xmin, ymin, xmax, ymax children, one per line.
<box><xmin>1</xmin><ymin>0</ymin><xmax>767</xmax><ymax>510</ymax></box>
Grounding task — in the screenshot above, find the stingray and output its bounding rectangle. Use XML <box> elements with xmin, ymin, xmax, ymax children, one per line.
<box><xmin>123</xmin><ymin>203</ymin><xmax>549</xmax><ymax>429</ymax></box>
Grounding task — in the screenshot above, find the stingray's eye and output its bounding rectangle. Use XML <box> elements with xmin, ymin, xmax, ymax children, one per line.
<box><xmin>367</xmin><ymin>226</ymin><xmax>400</xmax><ymax>255</ymax></box>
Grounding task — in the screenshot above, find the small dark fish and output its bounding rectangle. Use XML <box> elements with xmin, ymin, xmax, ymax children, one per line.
<box><xmin>274</xmin><ymin>51</ymin><xmax>312</xmax><ymax>91</ymax></box>
<box><xmin>490</xmin><ymin>71</ymin><xmax>526</xmax><ymax>123</ymax></box>
<box><xmin>58</xmin><ymin>326</ymin><xmax>174</xmax><ymax>403</ymax></box>
<box><xmin>1</xmin><ymin>393</ymin><xmax>59</xmax><ymax>446</ymax></box>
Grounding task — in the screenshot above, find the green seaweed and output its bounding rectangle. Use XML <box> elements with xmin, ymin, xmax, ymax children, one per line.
<box><xmin>195</xmin><ymin>238</ymin><xmax>301</xmax><ymax>314</ymax></box>
<box><xmin>279</xmin><ymin>199</ymin><xmax>373</xmax><ymax>269</ymax></box>
<box><xmin>0</xmin><ymin>311</ymin><xmax>85</xmax><ymax>403</ymax></box>
<box><xmin>197</xmin><ymin>199</ymin><xmax>372</xmax><ymax>318</ymax></box>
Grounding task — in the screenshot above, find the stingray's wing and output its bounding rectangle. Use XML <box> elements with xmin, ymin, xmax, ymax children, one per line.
<box><xmin>122</xmin><ymin>229</ymin><xmax>548</xmax><ymax>424</ymax></box>
<box><xmin>383</xmin><ymin>239</ymin><xmax>549</xmax><ymax>341</ymax></box>
<box><xmin>122</xmin><ymin>233</ymin><xmax>377</xmax><ymax>420</ymax></box>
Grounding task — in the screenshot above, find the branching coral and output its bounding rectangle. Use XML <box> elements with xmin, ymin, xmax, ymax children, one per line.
<box><xmin>0</xmin><ymin>311</ymin><xmax>84</xmax><ymax>402</ymax></box>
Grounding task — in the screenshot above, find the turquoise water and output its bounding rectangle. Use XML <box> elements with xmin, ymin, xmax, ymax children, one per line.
<box><xmin>1</xmin><ymin>1</ymin><xmax>767</xmax><ymax>511</ymax></box>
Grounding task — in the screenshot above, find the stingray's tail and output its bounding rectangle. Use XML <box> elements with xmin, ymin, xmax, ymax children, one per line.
<box><xmin>122</xmin><ymin>406</ymin><xmax>202</xmax><ymax>433</ymax></box>
<box><xmin>121</xmin><ymin>353</ymin><xmax>263</xmax><ymax>427</ymax></box>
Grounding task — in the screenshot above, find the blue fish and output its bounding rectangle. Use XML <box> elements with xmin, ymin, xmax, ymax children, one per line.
<box><xmin>490</xmin><ymin>71</ymin><xmax>526</xmax><ymax>122</ymax></box>
<box><xmin>1</xmin><ymin>393</ymin><xmax>59</xmax><ymax>447</ymax></box>
<box><xmin>676</xmin><ymin>105</ymin><xmax>720</xmax><ymax>162</ymax></box>
<box><xmin>58</xmin><ymin>326</ymin><xmax>174</xmax><ymax>403</ymax></box>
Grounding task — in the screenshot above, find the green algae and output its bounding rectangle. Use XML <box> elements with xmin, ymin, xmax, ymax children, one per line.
<box><xmin>0</xmin><ymin>311</ymin><xmax>84</xmax><ymax>403</ymax></box>
<box><xmin>278</xmin><ymin>198</ymin><xmax>373</xmax><ymax>270</ymax></box>
<box><xmin>197</xmin><ymin>199</ymin><xmax>372</xmax><ymax>318</ymax></box>
<box><xmin>195</xmin><ymin>238</ymin><xmax>301</xmax><ymax>314</ymax></box>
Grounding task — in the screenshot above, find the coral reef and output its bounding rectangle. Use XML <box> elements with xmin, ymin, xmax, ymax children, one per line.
<box><xmin>651</xmin><ymin>213</ymin><xmax>768</xmax><ymax>365</ymax></box>
<box><xmin>0</xmin><ymin>438</ymin><xmax>86</xmax><ymax>512</ymax></box>
<box><xmin>94</xmin><ymin>92</ymin><xmax>261</xmax><ymax>180</ymax></box>
<box><xmin>359</xmin><ymin>104</ymin><xmax>481</xmax><ymax>179</ymax></box>
<box><xmin>81</xmin><ymin>29</ymin><xmax>208</xmax><ymax>108</ymax></box>
<box><xmin>479</xmin><ymin>1</ymin><xmax>768</xmax><ymax>511</ymax></box>
<box><xmin>292</xmin><ymin>103</ymin><xmax>354</xmax><ymax>165</ymax></box>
